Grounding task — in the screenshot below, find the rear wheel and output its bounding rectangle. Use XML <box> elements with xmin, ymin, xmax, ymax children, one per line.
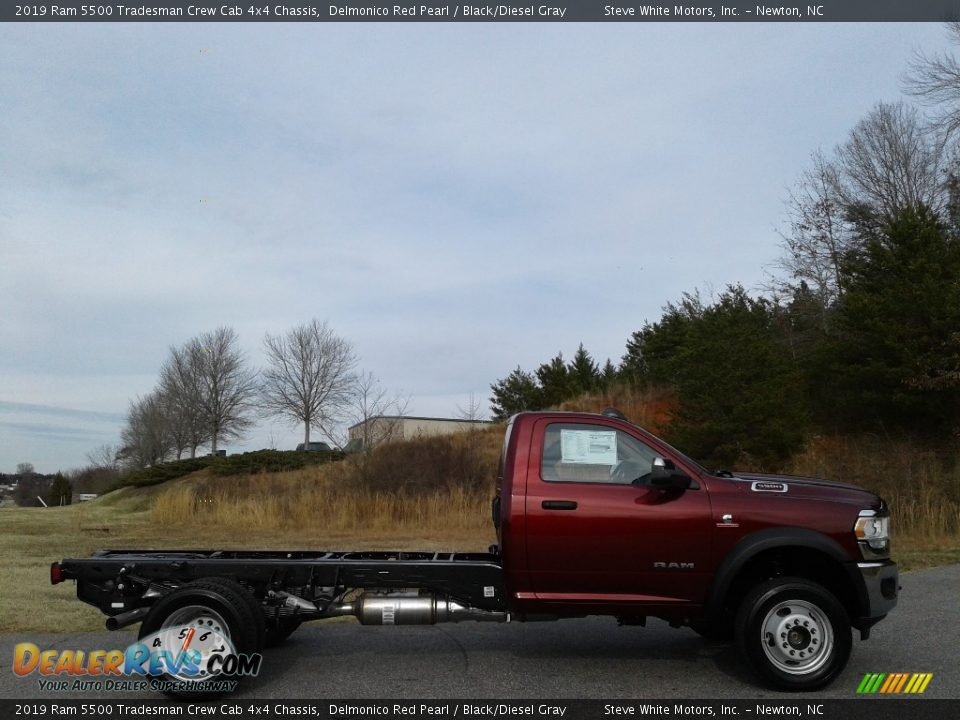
<box><xmin>735</xmin><ymin>576</ymin><xmax>851</xmax><ymax>691</ymax></box>
<box><xmin>138</xmin><ymin>578</ymin><xmax>264</xmax><ymax>698</ymax></box>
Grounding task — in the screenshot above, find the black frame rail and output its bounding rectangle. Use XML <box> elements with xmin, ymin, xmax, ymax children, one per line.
<box><xmin>53</xmin><ymin>549</ymin><xmax>507</xmax><ymax>615</ymax></box>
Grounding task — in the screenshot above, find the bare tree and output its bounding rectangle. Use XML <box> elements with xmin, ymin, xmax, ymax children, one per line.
<box><xmin>159</xmin><ymin>344</ymin><xmax>212</xmax><ymax>458</ymax></box>
<box><xmin>773</xmin><ymin>152</ymin><xmax>850</xmax><ymax>313</ymax></box>
<box><xmin>456</xmin><ymin>394</ymin><xmax>486</xmax><ymax>424</ymax></box>
<box><xmin>119</xmin><ymin>392</ymin><xmax>173</xmax><ymax>468</ymax></box>
<box><xmin>15</xmin><ymin>462</ymin><xmax>35</xmax><ymax>476</ymax></box>
<box><xmin>85</xmin><ymin>444</ymin><xmax>119</xmax><ymax>470</ymax></box>
<box><xmin>188</xmin><ymin>327</ymin><xmax>258</xmax><ymax>454</ymax></box>
<box><xmin>834</xmin><ymin>101</ymin><xmax>946</xmax><ymax>220</ymax></box>
<box><xmin>72</xmin><ymin>447</ymin><xmax>121</xmax><ymax>494</ymax></box>
<box><xmin>772</xmin><ymin>102</ymin><xmax>946</xmax><ymax>313</ymax></box>
<box><xmin>261</xmin><ymin>320</ymin><xmax>358</xmax><ymax>448</ymax></box>
<box><xmin>905</xmin><ymin>22</ymin><xmax>960</xmax><ymax>140</ymax></box>
<box><xmin>345</xmin><ymin>371</ymin><xmax>410</xmax><ymax>452</ymax></box>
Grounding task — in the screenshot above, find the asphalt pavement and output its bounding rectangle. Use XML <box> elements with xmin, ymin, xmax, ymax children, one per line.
<box><xmin>1</xmin><ymin>564</ymin><xmax>957</xmax><ymax>700</ymax></box>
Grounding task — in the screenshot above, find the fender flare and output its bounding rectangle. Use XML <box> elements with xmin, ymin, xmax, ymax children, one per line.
<box><xmin>705</xmin><ymin>527</ymin><xmax>850</xmax><ymax>615</ymax></box>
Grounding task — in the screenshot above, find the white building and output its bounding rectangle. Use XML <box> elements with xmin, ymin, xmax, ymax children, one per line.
<box><xmin>347</xmin><ymin>416</ymin><xmax>490</xmax><ymax>450</ymax></box>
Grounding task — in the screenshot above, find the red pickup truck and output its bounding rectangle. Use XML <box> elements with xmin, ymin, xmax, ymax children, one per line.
<box><xmin>51</xmin><ymin>410</ymin><xmax>898</xmax><ymax>694</ymax></box>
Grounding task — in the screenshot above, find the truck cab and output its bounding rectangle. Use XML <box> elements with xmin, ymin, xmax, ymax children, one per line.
<box><xmin>495</xmin><ymin>411</ymin><xmax>898</xmax><ymax>688</ymax></box>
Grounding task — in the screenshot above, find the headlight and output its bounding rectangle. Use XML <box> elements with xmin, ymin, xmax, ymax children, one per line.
<box><xmin>855</xmin><ymin>510</ymin><xmax>890</xmax><ymax>556</ymax></box>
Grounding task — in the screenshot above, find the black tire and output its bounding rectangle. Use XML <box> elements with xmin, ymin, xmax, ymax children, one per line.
<box><xmin>735</xmin><ymin>576</ymin><xmax>852</xmax><ymax>691</ymax></box>
<box><xmin>265</xmin><ymin>617</ymin><xmax>303</xmax><ymax>648</ymax></box>
<box><xmin>138</xmin><ymin>578</ymin><xmax>265</xmax><ymax>698</ymax></box>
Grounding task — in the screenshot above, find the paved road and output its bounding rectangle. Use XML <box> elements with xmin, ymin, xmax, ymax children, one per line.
<box><xmin>2</xmin><ymin>565</ymin><xmax>957</xmax><ymax>700</ymax></box>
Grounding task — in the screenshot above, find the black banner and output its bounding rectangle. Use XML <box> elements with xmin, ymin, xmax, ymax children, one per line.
<box><xmin>2</xmin><ymin>700</ymin><xmax>960</xmax><ymax>720</ymax></box>
<box><xmin>4</xmin><ymin>1</ymin><xmax>960</xmax><ymax>23</ymax></box>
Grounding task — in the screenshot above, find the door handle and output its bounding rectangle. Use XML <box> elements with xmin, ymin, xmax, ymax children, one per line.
<box><xmin>542</xmin><ymin>500</ymin><xmax>578</xmax><ymax>510</ymax></box>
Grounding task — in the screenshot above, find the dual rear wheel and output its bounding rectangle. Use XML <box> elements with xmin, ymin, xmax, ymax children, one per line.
<box><xmin>137</xmin><ymin>577</ymin><xmax>301</xmax><ymax>697</ymax></box>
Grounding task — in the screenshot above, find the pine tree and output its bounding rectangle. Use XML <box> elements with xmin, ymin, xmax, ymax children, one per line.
<box><xmin>47</xmin><ymin>472</ymin><xmax>72</xmax><ymax>507</ymax></box>
<box><xmin>489</xmin><ymin>367</ymin><xmax>543</xmax><ymax>420</ymax></box>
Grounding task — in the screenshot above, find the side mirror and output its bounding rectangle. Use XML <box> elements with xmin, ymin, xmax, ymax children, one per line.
<box><xmin>649</xmin><ymin>457</ymin><xmax>692</xmax><ymax>490</ymax></box>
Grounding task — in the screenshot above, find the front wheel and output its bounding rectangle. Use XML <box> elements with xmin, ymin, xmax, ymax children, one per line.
<box><xmin>735</xmin><ymin>576</ymin><xmax>851</xmax><ymax>691</ymax></box>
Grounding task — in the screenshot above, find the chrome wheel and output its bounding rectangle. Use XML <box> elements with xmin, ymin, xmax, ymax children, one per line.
<box><xmin>736</xmin><ymin>576</ymin><xmax>852</xmax><ymax>691</ymax></box>
<box><xmin>161</xmin><ymin>604</ymin><xmax>231</xmax><ymax>640</ymax></box>
<box><xmin>759</xmin><ymin>599</ymin><xmax>834</xmax><ymax>675</ymax></box>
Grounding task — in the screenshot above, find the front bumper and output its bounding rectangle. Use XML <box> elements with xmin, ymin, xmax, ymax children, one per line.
<box><xmin>847</xmin><ymin>559</ymin><xmax>898</xmax><ymax>637</ymax></box>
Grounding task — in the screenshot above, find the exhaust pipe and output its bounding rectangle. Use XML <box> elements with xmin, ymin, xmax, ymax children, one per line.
<box><xmin>271</xmin><ymin>591</ymin><xmax>319</xmax><ymax>613</ymax></box>
<box><xmin>106</xmin><ymin>607</ymin><xmax>149</xmax><ymax>631</ymax></box>
<box><xmin>325</xmin><ymin>593</ymin><xmax>508</xmax><ymax>625</ymax></box>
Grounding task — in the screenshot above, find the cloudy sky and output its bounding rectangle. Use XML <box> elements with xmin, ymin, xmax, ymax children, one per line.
<box><xmin>0</xmin><ymin>21</ymin><xmax>951</xmax><ymax>473</ymax></box>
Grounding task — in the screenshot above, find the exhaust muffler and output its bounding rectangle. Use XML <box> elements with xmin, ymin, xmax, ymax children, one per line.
<box><xmin>327</xmin><ymin>592</ymin><xmax>508</xmax><ymax>625</ymax></box>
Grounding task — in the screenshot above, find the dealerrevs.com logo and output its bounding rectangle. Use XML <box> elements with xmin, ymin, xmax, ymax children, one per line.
<box><xmin>856</xmin><ymin>673</ymin><xmax>934</xmax><ymax>694</ymax></box>
<box><xmin>12</xmin><ymin>625</ymin><xmax>262</xmax><ymax>693</ymax></box>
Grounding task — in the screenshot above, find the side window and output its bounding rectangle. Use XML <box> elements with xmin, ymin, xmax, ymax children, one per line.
<box><xmin>540</xmin><ymin>423</ymin><xmax>660</xmax><ymax>484</ymax></box>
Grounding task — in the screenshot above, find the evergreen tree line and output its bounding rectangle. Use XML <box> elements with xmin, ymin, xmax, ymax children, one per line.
<box><xmin>489</xmin><ymin>344</ymin><xmax>620</xmax><ymax>422</ymax></box>
<box><xmin>490</xmin><ymin>28</ymin><xmax>960</xmax><ymax>470</ymax></box>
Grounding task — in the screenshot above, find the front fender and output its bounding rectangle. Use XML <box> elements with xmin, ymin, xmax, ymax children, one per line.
<box><xmin>705</xmin><ymin>527</ymin><xmax>851</xmax><ymax>613</ymax></box>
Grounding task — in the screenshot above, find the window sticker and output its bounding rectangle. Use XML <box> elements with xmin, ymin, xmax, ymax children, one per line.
<box><xmin>560</xmin><ymin>429</ymin><xmax>617</xmax><ymax>465</ymax></box>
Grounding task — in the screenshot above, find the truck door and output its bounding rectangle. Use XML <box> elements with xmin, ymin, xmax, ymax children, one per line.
<box><xmin>524</xmin><ymin>418</ymin><xmax>713</xmax><ymax>610</ymax></box>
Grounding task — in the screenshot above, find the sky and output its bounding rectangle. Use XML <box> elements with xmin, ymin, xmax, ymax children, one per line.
<box><xmin>0</xmin><ymin>21</ymin><xmax>952</xmax><ymax>473</ymax></box>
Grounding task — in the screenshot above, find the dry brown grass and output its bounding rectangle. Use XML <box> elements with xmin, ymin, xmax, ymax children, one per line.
<box><xmin>558</xmin><ymin>385</ymin><xmax>675</xmax><ymax>435</ymax></box>
<box><xmin>152</xmin><ymin>474</ymin><xmax>493</xmax><ymax>535</ymax></box>
<box><xmin>786</xmin><ymin>435</ymin><xmax>960</xmax><ymax>539</ymax></box>
<box><xmin>151</xmin><ymin>428</ymin><xmax>503</xmax><ymax>534</ymax></box>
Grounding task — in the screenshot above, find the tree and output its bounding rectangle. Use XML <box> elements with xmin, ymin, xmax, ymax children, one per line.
<box><xmin>568</xmin><ymin>343</ymin><xmax>600</xmax><ymax>394</ymax></box>
<box><xmin>119</xmin><ymin>391</ymin><xmax>173</xmax><ymax>468</ymax></box>
<box><xmin>905</xmin><ymin>22</ymin><xmax>960</xmax><ymax>140</ymax></box>
<box><xmin>629</xmin><ymin>286</ymin><xmax>807</xmax><ymax>468</ymax></box>
<box><xmin>261</xmin><ymin>320</ymin><xmax>358</xmax><ymax>448</ymax></box>
<box><xmin>158</xmin><ymin>344</ymin><xmax>211</xmax><ymax>459</ymax></box>
<box><xmin>13</xmin><ymin>475</ymin><xmax>52</xmax><ymax>507</ymax></box>
<box><xmin>622</xmin><ymin>291</ymin><xmax>705</xmax><ymax>385</ymax></box>
<box><xmin>47</xmin><ymin>472</ymin><xmax>72</xmax><ymax>506</ymax></box>
<box><xmin>86</xmin><ymin>444</ymin><xmax>119</xmax><ymax>470</ymax></box>
<box><xmin>812</xmin><ymin>204</ymin><xmax>960</xmax><ymax>435</ymax></box>
<box><xmin>489</xmin><ymin>367</ymin><xmax>542</xmax><ymax>420</ymax></box>
<box><xmin>775</xmin><ymin>282</ymin><xmax>827</xmax><ymax>365</ymax></box>
<box><xmin>15</xmin><ymin>462</ymin><xmax>35</xmax><ymax>477</ymax></box>
<box><xmin>600</xmin><ymin>358</ymin><xmax>619</xmax><ymax>388</ymax></box>
<box><xmin>345</xmin><ymin>371</ymin><xmax>409</xmax><ymax>451</ymax></box>
<box><xmin>188</xmin><ymin>327</ymin><xmax>257</xmax><ymax>454</ymax></box>
<box><xmin>772</xmin><ymin>103</ymin><xmax>947</xmax><ymax>316</ymax></box>
<box><xmin>536</xmin><ymin>353</ymin><xmax>574</xmax><ymax>407</ymax></box>
<box><xmin>456</xmin><ymin>393</ymin><xmax>485</xmax><ymax>423</ymax></box>
<box><xmin>774</xmin><ymin>153</ymin><xmax>850</xmax><ymax>315</ymax></box>
<box><xmin>835</xmin><ymin>101</ymin><xmax>946</xmax><ymax>223</ymax></box>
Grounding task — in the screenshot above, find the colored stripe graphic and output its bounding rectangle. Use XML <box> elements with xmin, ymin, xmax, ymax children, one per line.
<box><xmin>857</xmin><ymin>673</ymin><xmax>933</xmax><ymax>694</ymax></box>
